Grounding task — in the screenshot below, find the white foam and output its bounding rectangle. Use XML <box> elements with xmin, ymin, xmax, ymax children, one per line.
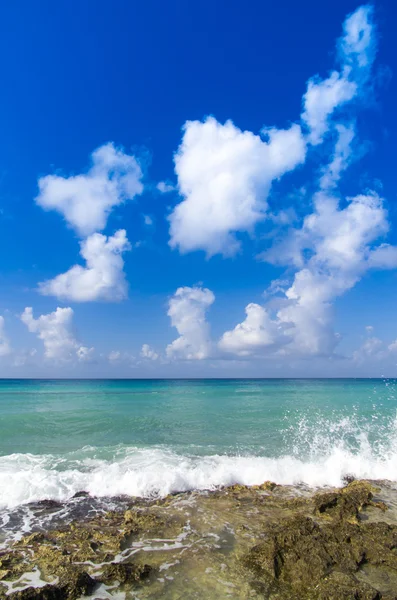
<box><xmin>1</xmin><ymin>411</ymin><xmax>397</xmax><ymax>509</ymax></box>
<box><xmin>0</xmin><ymin>431</ymin><xmax>397</xmax><ymax>509</ymax></box>
<box><xmin>1</xmin><ymin>568</ymin><xmax>58</xmax><ymax>595</ymax></box>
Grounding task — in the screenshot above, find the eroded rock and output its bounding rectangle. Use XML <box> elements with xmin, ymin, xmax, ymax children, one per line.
<box><xmin>1</xmin><ymin>480</ymin><xmax>397</xmax><ymax>599</ymax></box>
<box><xmin>314</xmin><ymin>481</ymin><xmax>387</xmax><ymax>523</ymax></box>
<box><xmin>98</xmin><ymin>562</ymin><xmax>152</xmax><ymax>585</ymax></box>
<box><xmin>242</xmin><ymin>510</ymin><xmax>397</xmax><ymax>598</ymax></box>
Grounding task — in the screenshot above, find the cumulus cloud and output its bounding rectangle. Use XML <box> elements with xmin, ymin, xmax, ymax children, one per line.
<box><xmin>219</xmin><ymin>304</ymin><xmax>279</xmax><ymax>356</ymax></box>
<box><xmin>39</xmin><ymin>229</ymin><xmax>131</xmax><ymax>302</ymax></box>
<box><xmin>36</xmin><ymin>143</ymin><xmax>143</xmax><ymax>237</ymax></box>
<box><xmin>302</xmin><ymin>5</ymin><xmax>375</xmax><ymax>144</ymax></box>
<box><xmin>168</xmin><ymin>7</ymin><xmax>375</xmax><ymax>259</ymax></box>
<box><xmin>157</xmin><ymin>181</ymin><xmax>175</xmax><ymax>193</ymax></box>
<box><xmin>140</xmin><ymin>344</ymin><xmax>158</xmax><ymax>360</ymax></box>
<box><xmin>108</xmin><ymin>350</ymin><xmax>121</xmax><ymax>362</ymax></box>
<box><xmin>0</xmin><ymin>317</ymin><xmax>11</xmax><ymax>357</ymax></box>
<box><xmin>166</xmin><ymin>286</ymin><xmax>215</xmax><ymax>359</ymax></box>
<box><xmin>169</xmin><ymin>118</ymin><xmax>306</xmax><ymax>256</ymax></box>
<box><xmin>275</xmin><ymin>191</ymin><xmax>390</xmax><ymax>355</ymax></box>
<box><xmin>21</xmin><ymin>307</ymin><xmax>93</xmax><ymax>361</ymax></box>
<box><xmin>368</xmin><ymin>244</ymin><xmax>397</xmax><ymax>270</ymax></box>
<box><xmin>222</xmin><ymin>190</ymin><xmax>393</xmax><ymax>359</ymax></box>
<box><xmin>352</xmin><ymin>325</ymin><xmax>397</xmax><ymax>365</ymax></box>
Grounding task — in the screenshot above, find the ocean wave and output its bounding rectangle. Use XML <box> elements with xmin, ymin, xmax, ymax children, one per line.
<box><xmin>1</xmin><ymin>432</ymin><xmax>397</xmax><ymax>509</ymax></box>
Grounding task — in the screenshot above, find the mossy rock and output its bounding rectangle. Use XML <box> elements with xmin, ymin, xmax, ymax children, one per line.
<box><xmin>242</xmin><ymin>513</ymin><xmax>397</xmax><ymax>598</ymax></box>
<box><xmin>311</xmin><ymin>571</ymin><xmax>382</xmax><ymax>599</ymax></box>
<box><xmin>252</xmin><ymin>481</ymin><xmax>278</xmax><ymax>492</ymax></box>
<box><xmin>314</xmin><ymin>481</ymin><xmax>386</xmax><ymax>523</ymax></box>
<box><xmin>98</xmin><ymin>562</ymin><xmax>152</xmax><ymax>584</ymax></box>
<box><xmin>1</xmin><ymin>569</ymin><xmax>96</xmax><ymax>600</ymax></box>
<box><xmin>123</xmin><ymin>508</ymin><xmax>160</xmax><ymax>531</ymax></box>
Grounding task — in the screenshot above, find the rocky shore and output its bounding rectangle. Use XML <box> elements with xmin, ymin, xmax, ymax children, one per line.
<box><xmin>1</xmin><ymin>480</ymin><xmax>397</xmax><ymax>599</ymax></box>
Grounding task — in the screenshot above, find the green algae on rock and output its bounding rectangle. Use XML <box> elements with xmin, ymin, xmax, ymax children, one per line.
<box><xmin>1</xmin><ymin>481</ymin><xmax>397</xmax><ymax>599</ymax></box>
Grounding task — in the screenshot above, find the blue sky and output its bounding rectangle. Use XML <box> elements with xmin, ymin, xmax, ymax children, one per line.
<box><xmin>0</xmin><ymin>0</ymin><xmax>397</xmax><ymax>377</ymax></box>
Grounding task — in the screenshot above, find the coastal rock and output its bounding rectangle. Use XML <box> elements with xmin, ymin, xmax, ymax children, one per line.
<box><xmin>98</xmin><ymin>562</ymin><xmax>152</xmax><ymax>584</ymax></box>
<box><xmin>243</xmin><ymin>514</ymin><xmax>397</xmax><ymax>598</ymax></box>
<box><xmin>123</xmin><ymin>508</ymin><xmax>160</xmax><ymax>531</ymax></box>
<box><xmin>1</xmin><ymin>480</ymin><xmax>397</xmax><ymax>599</ymax></box>
<box><xmin>313</xmin><ymin>571</ymin><xmax>382</xmax><ymax>600</ymax></box>
<box><xmin>314</xmin><ymin>481</ymin><xmax>387</xmax><ymax>523</ymax></box>
<box><xmin>1</xmin><ymin>570</ymin><xmax>96</xmax><ymax>600</ymax></box>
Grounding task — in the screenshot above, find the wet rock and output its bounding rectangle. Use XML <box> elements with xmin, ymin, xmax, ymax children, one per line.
<box><xmin>1</xmin><ymin>570</ymin><xmax>96</xmax><ymax>600</ymax></box>
<box><xmin>242</xmin><ymin>513</ymin><xmax>397</xmax><ymax>598</ymax></box>
<box><xmin>252</xmin><ymin>481</ymin><xmax>278</xmax><ymax>492</ymax></box>
<box><xmin>1</xmin><ymin>480</ymin><xmax>397</xmax><ymax>599</ymax></box>
<box><xmin>313</xmin><ymin>571</ymin><xmax>382</xmax><ymax>599</ymax></box>
<box><xmin>98</xmin><ymin>562</ymin><xmax>152</xmax><ymax>584</ymax></box>
<box><xmin>20</xmin><ymin>533</ymin><xmax>46</xmax><ymax>546</ymax></box>
<box><xmin>2</xmin><ymin>585</ymin><xmax>61</xmax><ymax>600</ymax></box>
<box><xmin>314</xmin><ymin>481</ymin><xmax>386</xmax><ymax>523</ymax></box>
<box><xmin>342</xmin><ymin>474</ymin><xmax>356</xmax><ymax>485</ymax></box>
<box><xmin>57</xmin><ymin>569</ymin><xmax>97</xmax><ymax>599</ymax></box>
<box><xmin>71</xmin><ymin>491</ymin><xmax>89</xmax><ymax>499</ymax></box>
<box><xmin>123</xmin><ymin>508</ymin><xmax>160</xmax><ymax>532</ymax></box>
<box><xmin>35</xmin><ymin>500</ymin><xmax>63</xmax><ymax>510</ymax></box>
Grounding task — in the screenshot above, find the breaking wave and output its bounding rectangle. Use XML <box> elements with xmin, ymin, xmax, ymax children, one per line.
<box><xmin>1</xmin><ymin>411</ymin><xmax>397</xmax><ymax>509</ymax></box>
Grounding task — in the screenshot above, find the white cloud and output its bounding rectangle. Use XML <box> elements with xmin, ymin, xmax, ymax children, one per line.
<box><xmin>302</xmin><ymin>74</ymin><xmax>356</xmax><ymax>145</ymax></box>
<box><xmin>368</xmin><ymin>244</ymin><xmax>397</xmax><ymax>270</ymax></box>
<box><xmin>264</xmin><ymin>278</ymin><xmax>290</xmax><ymax>298</ymax></box>
<box><xmin>219</xmin><ymin>304</ymin><xmax>279</xmax><ymax>356</ymax></box>
<box><xmin>21</xmin><ymin>307</ymin><xmax>93</xmax><ymax>362</ymax></box>
<box><xmin>36</xmin><ymin>143</ymin><xmax>143</xmax><ymax>237</ymax></box>
<box><xmin>224</xmin><ymin>191</ymin><xmax>392</xmax><ymax>359</ymax></box>
<box><xmin>107</xmin><ymin>350</ymin><xmax>136</xmax><ymax>364</ymax></box>
<box><xmin>12</xmin><ymin>348</ymin><xmax>37</xmax><ymax>368</ymax></box>
<box><xmin>76</xmin><ymin>346</ymin><xmax>95</xmax><ymax>362</ymax></box>
<box><xmin>168</xmin><ymin>7</ymin><xmax>375</xmax><ymax>259</ymax></box>
<box><xmin>388</xmin><ymin>340</ymin><xmax>397</xmax><ymax>353</ymax></box>
<box><xmin>143</xmin><ymin>214</ymin><xmax>153</xmax><ymax>226</ymax></box>
<box><xmin>169</xmin><ymin>118</ymin><xmax>306</xmax><ymax>256</ymax></box>
<box><xmin>319</xmin><ymin>123</ymin><xmax>355</xmax><ymax>189</ymax></box>
<box><xmin>352</xmin><ymin>325</ymin><xmax>397</xmax><ymax>365</ymax></box>
<box><xmin>140</xmin><ymin>344</ymin><xmax>158</xmax><ymax>360</ymax></box>
<box><xmin>108</xmin><ymin>350</ymin><xmax>121</xmax><ymax>362</ymax></box>
<box><xmin>166</xmin><ymin>286</ymin><xmax>215</xmax><ymax>360</ymax></box>
<box><xmin>0</xmin><ymin>317</ymin><xmax>11</xmax><ymax>357</ymax></box>
<box><xmin>157</xmin><ymin>181</ymin><xmax>175</xmax><ymax>193</ymax></box>
<box><xmin>302</xmin><ymin>5</ymin><xmax>374</xmax><ymax>145</ymax></box>
<box><xmin>353</xmin><ymin>335</ymin><xmax>384</xmax><ymax>363</ymax></box>
<box><xmin>273</xmin><ymin>191</ymin><xmax>389</xmax><ymax>356</ymax></box>
<box><xmin>39</xmin><ymin>229</ymin><xmax>131</xmax><ymax>302</ymax></box>
<box><xmin>340</xmin><ymin>5</ymin><xmax>375</xmax><ymax>69</ymax></box>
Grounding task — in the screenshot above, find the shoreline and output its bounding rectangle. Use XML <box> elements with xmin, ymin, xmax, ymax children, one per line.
<box><xmin>1</xmin><ymin>480</ymin><xmax>397</xmax><ymax>599</ymax></box>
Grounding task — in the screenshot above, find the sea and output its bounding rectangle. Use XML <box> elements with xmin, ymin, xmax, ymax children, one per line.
<box><xmin>1</xmin><ymin>378</ymin><xmax>397</xmax><ymax>546</ymax></box>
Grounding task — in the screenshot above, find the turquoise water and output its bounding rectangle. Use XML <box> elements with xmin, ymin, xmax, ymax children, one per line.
<box><xmin>0</xmin><ymin>378</ymin><xmax>397</xmax><ymax>508</ymax></box>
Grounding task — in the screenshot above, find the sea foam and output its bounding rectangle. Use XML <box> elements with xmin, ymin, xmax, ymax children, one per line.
<box><xmin>1</xmin><ymin>424</ymin><xmax>397</xmax><ymax>509</ymax></box>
